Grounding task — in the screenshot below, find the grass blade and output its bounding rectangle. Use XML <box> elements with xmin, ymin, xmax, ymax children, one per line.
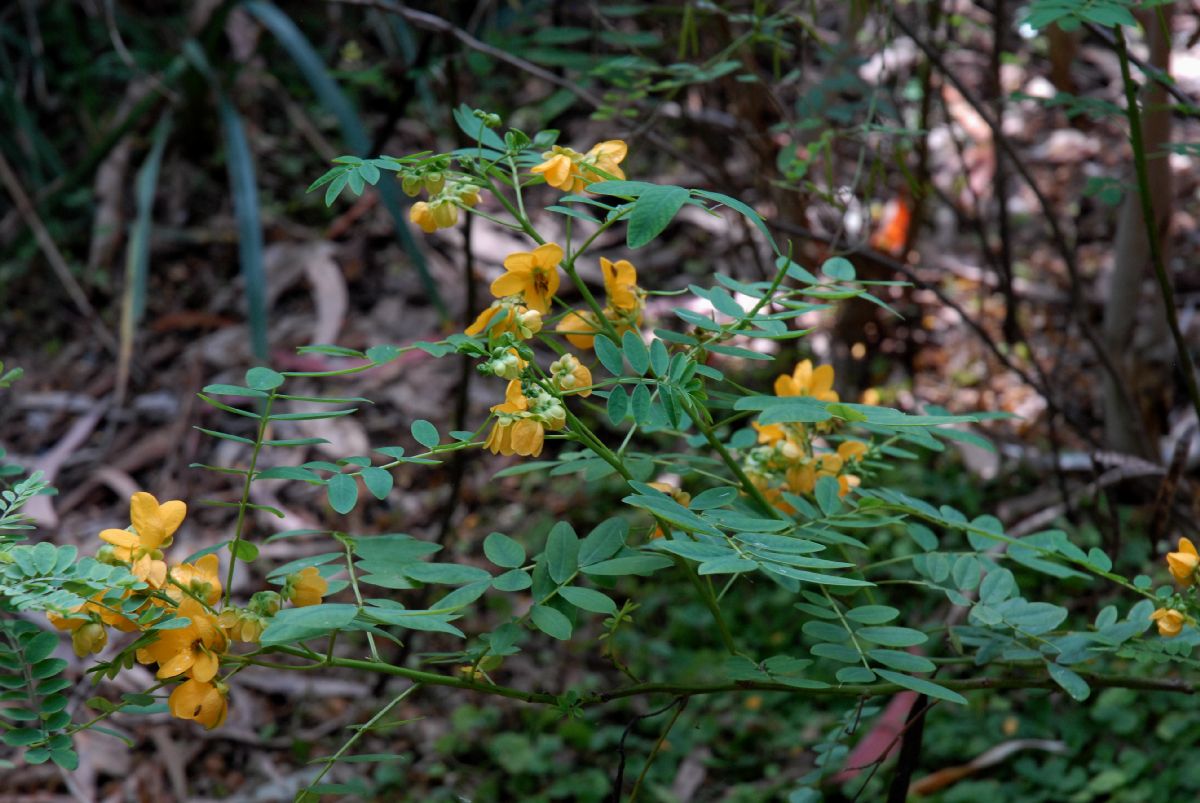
<box><xmin>219</xmin><ymin>98</ymin><xmax>269</xmax><ymax>359</ymax></box>
<box><xmin>117</xmin><ymin>112</ymin><xmax>173</xmax><ymax>403</ymax></box>
<box><xmin>241</xmin><ymin>0</ymin><xmax>446</xmax><ymax>318</ymax></box>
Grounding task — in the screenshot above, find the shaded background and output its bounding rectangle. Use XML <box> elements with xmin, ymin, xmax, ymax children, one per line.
<box><xmin>2</xmin><ymin>1</ymin><xmax>1200</xmax><ymax>800</ymax></box>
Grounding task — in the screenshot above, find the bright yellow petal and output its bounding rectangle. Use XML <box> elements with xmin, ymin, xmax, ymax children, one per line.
<box><xmin>532</xmin><ymin>243</ymin><xmax>564</xmax><ymax>268</ymax></box>
<box><xmin>190</xmin><ymin>650</ymin><xmax>220</xmax><ymax>683</ymax></box>
<box><xmin>466</xmin><ymin>305</ymin><xmax>500</xmax><ymax>336</ymax></box>
<box><xmin>1181</xmin><ymin>537</ymin><xmax>1197</xmax><ymax>557</ymax></box>
<box><xmin>99</xmin><ymin>529</ymin><xmax>138</xmax><ymax>550</ymax></box>
<box><xmin>503</xmin><ymin>252</ymin><xmax>536</xmax><ymax>274</ymax></box>
<box><xmin>811</xmin><ymin>364</ymin><xmax>835</xmax><ymax>395</ymax></box>
<box><xmin>157</xmin><ymin>650</ymin><xmax>195</xmax><ymax>679</ymax></box>
<box><xmin>491</xmin><ymin>272</ymin><xmax>530</xmax><ymax>299</ymax></box>
<box><xmin>158</xmin><ymin>500</ymin><xmax>187</xmax><ymax>540</ymax></box>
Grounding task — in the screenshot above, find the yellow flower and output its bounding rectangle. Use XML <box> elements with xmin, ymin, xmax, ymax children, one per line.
<box><xmin>601</xmin><ymin>258</ymin><xmax>639</xmax><ymax>313</ymax></box>
<box><xmin>466</xmin><ymin>301</ymin><xmax>543</xmax><ymax>340</ymax></box>
<box><xmin>490</xmin><ymin>243</ymin><xmax>563</xmax><ymax>314</ymax></box>
<box><xmin>219</xmin><ymin>609</ymin><xmax>266</xmax><ymax>643</ymax></box>
<box><xmin>581</xmin><ymin>140</ymin><xmax>627</xmax><ymax>184</ymax></box>
<box><xmin>168</xmin><ymin>678</ymin><xmax>228</xmax><ymax>730</ymax></box>
<box><xmin>557</xmin><ymin>309</ymin><xmax>599</xmax><ymax>350</ymax></box>
<box><xmin>485</xmin><ymin>382</ymin><xmax>541</xmax><ymax>458</ymax></box>
<box><xmin>131</xmin><ymin>554</ymin><xmax>167</xmax><ymax>589</ymax></box>
<box><xmin>531</xmin><ymin>145</ymin><xmax>585</xmax><ymax>191</ymax></box>
<box><xmin>287</xmin><ymin>567</ymin><xmax>328</xmax><ymax>608</ymax></box>
<box><xmin>774</xmin><ymin>360</ymin><xmax>839</xmax><ymax>402</ymax></box>
<box><xmin>1167</xmin><ymin>537</ymin><xmax>1199</xmax><ymax>585</ymax></box>
<box><xmin>99</xmin><ymin>491</ymin><xmax>186</xmax><ymax>561</ymax></box>
<box><xmin>837</xmin><ymin>441</ymin><xmax>868</xmax><ymax>462</ymax></box>
<box><xmin>410</xmin><ymin>201</ymin><xmax>438</xmax><ymax>233</ymax></box>
<box><xmin>49</xmin><ymin>592</ymin><xmax>139</xmax><ymax>637</ymax></box>
<box><xmin>486</xmin><ymin>418</ymin><xmax>547</xmax><ymax>458</ymax></box>
<box><xmin>1152</xmin><ymin>607</ymin><xmax>1185</xmax><ymax>638</ymax></box>
<box><xmin>550</xmin><ymin>354</ymin><xmax>592</xmax><ymax>397</ymax></box>
<box><xmin>167</xmin><ymin>554</ymin><xmax>222</xmax><ymax>606</ymax></box>
<box><xmin>531</xmin><ymin>140</ymin><xmax>627</xmax><ymax>192</ymax></box>
<box><xmin>137</xmin><ymin>598</ymin><xmax>227</xmax><ymax>682</ymax></box>
<box><xmin>753</xmin><ymin>422</ymin><xmax>787</xmax><ymax>445</ymax></box>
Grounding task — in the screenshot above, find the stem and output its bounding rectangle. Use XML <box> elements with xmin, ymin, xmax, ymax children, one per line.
<box><xmin>224</xmin><ymin>389</ymin><xmax>277</xmax><ymax>605</ymax></box>
<box><xmin>302</xmin><ymin>684</ymin><xmax>422</xmax><ymax>793</ymax></box>
<box><xmin>1113</xmin><ymin>26</ymin><xmax>1200</xmax><ymax>428</ymax></box>
<box><xmin>628</xmin><ymin>698</ymin><xmax>688</xmax><ymax>803</ymax></box>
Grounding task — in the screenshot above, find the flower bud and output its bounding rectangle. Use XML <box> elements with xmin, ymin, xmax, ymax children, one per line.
<box><xmin>72</xmin><ymin>622</ymin><xmax>107</xmax><ymax>657</ymax></box>
<box><xmin>424</xmin><ymin>172</ymin><xmax>445</xmax><ymax>195</ymax></box>
<box><xmin>400</xmin><ymin>174</ymin><xmax>422</xmax><ymax>197</ymax></box>
<box><xmin>431</xmin><ymin>200</ymin><xmax>458</xmax><ymax>229</ymax></box>
<box><xmin>249</xmin><ymin>590</ymin><xmax>282</xmax><ymax>616</ymax></box>
<box><xmin>515</xmin><ymin>308</ymin><xmax>543</xmax><ymax>338</ymax></box>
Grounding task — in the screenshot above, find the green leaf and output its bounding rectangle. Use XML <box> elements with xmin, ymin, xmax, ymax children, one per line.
<box><xmin>545</xmin><ymin>522</ymin><xmax>580</xmax><ymax>584</ymax></box>
<box><xmin>1047</xmin><ymin>662</ymin><xmax>1090</xmax><ymax>701</ymax></box>
<box><xmin>623</xmin><ymin>494</ymin><xmax>719</xmax><ymax>536</ymax></box>
<box><xmin>246</xmin><ymin>367</ymin><xmax>285</xmax><ymax>390</ymax></box>
<box><xmin>649</xmin><ymin>338</ymin><xmax>669</xmax><ymax>376</ymax></box>
<box><xmin>230</xmin><ymin>540</ymin><xmax>259</xmax><ymax>562</ymax></box>
<box><xmin>484</xmin><ymin>532</ymin><xmax>526</xmax><ymax>569</ymax></box>
<box><xmin>627</xmin><ymin>185</ymin><xmax>689</xmax><ymax>248</ymax></box>
<box><xmin>327</xmin><ymin>474</ymin><xmax>358</xmax><ymax>514</ymax></box>
<box><xmin>837</xmin><ymin>666</ymin><xmax>876</xmax><ymax>683</ymax></box>
<box><xmin>358</xmin><ymin>467</ymin><xmax>392</xmax><ymax>500</ymax></box>
<box><xmin>579</xmin><ymin>518</ymin><xmax>627</xmax><ymax>565</ymax></box>
<box><xmin>814</xmin><ymin>476</ymin><xmax>842</xmax><ymax>515</ymax></box>
<box><xmin>607</xmin><ymin>386</ymin><xmax>629</xmax><ymax>425</ymax></box>
<box><xmin>1086</xmin><ymin>547</ymin><xmax>1113</xmax><ymax>572</ymax></box>
<box><xmin>24</xmin><ymin>632</ymin><xmax>59</xmax><ymax>664</ymax></box>
<box><xmin>411</xmin><ymin>420</ymin><xmax>439</xmax><ymax>449</ymax></box>
<box><xmin>979</xmin><ymin>568</ymin><xmax>1015</xmax><ymax>604</ymax></box>
<box><xmin>875</xmin><ymin>669</ymin><xmax>967</xmax><ymax>705</ymax></box>
<box><xmin>821</xmin><ymin>256</ymin><xmax>856</xmax><ymax>282</ymax></box>
<box><xmin>492</xmin><ymin>569</ymin><xmax>532</xmax><ymax>591</ymax></box>
<box><xmin>530</xmin><ymin>605</ymin><xmax>573</xmax><ymax>640</ymax></box>
<box><xmin>594</xmin><ymin>335</ymin><xmax>624</xmax><ymax>376</ymax></box>
<box><xmin>688</xmin><ymin>487</ymin><xmax>738</xmax><ymax>510</ymax></box>
<box><xmin>581</xmin><ymin>555</ymin><xmax>673</xmax><ymax>576</ymax></box>
<box><xmin>867</xmin><ymin>649</ymin><xmax>936</xmax><ymax>673</ymax></box>
<box><xmin>260</xmin><ymin>604</ymin><xmax>359</xmax><ymax>645</ymax></box>
<box><xmin>403</xmin><ymin>563</ymin><xmax>491</xmax><ymax>585</ymax></box>
<box><xmin>558</xmin><ymin>586</ymin><xmax>617</xmax><ymax>615</ymax></box>
<box><xmin>854</xmin><ymin>627</ymin><xmax>928</xmax><ymax>648</ymax></box>
<box><xmin>622</xmin><ymin>331</ymin><xmax>650</xmax><ymax>375</ymax></box>
<box><xmin>845</xmin><ymin>606</ymin><xmax>899</xmax><ymax>625</ymax></box>
<box><xmin>630</xmin><ymin>383</ymin><xmax>653</xmax><ymax>423</ymax></box>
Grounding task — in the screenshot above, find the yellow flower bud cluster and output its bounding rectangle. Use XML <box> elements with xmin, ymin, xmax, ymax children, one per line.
<box><xmin>741</xmin><ymin>362</ymin><xmax>870</xmax><ymax>513</ymax></box>
<box><xmin>401</xmin><ymin>157</ymin><xmax>483</xmax><ymax>234</ymax></box>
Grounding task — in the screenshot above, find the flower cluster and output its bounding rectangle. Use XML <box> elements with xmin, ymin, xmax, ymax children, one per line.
<box><xmin>48</xmin><ymin>492</ymin><xmax>329</xmax><ymax>729</ymax></box>
<box><xmin>531</xmin><ymin>140</ymin><xmax>627</xmax><ymax>192</ymax></box>
<box><xmin>741</xmin><ymin>361</ymin><xmax>868</xmax><ymax>512</ymax></box>
<box><xmin>484</xmin><ymin>380</ymin><xmax>567</xmax><ymax>458</ymax></box>
<box><xmin>402</xmin><ymin>158</ymin><xmax>483</xmax><ymax>233</ymax></box>
<box><xmin>557</xmin><ymin>257</ymin><xmax>645</xmax><ymax>350</ymax></box>
<box><xmin>409</xmin><ymin>181</ymin><xmax>482</xmax><ymax>233</ymax></box>
<box><xmin>460</xmin><ymin>142</ymin><xmax>649</xmax><ymax>464</ymax></box>
<box><xmin>1153</xmin><ymin>537</ymin><xmax>1198</xmax><ymax>638</ymax></box>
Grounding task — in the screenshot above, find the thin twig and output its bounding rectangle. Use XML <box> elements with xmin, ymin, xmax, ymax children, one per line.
<box><xmin>890</xmin><ymin>11</ymin><xmax>1134</xmax><ymax>423</ymax></box>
